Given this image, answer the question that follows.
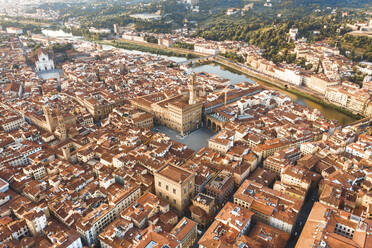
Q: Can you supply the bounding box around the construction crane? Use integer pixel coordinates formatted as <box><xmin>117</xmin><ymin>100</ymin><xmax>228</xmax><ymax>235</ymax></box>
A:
<box><xmin>215</xmin><ymin>83</ymin><xmax>231</xmax><ymax>106</ymax></box>
<box><xmin>196</xmin><ymin>72</ymin><xmax>231</xmax><ymax>106</ymax></box>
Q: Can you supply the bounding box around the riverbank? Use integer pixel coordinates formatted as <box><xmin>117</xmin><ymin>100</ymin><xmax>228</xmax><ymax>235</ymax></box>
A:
<box><xmin>285</xmin><ymin>87</ymin><xmax>363</xmax><ymax>120</ymax></box>
<box><xmin>212</xmin><ymin>57</ymin><xmax>362</xmax><ymax>120</ymax></box>
<box><xmin>100</xmin><ymin>39</ymin><xmax>200</xmax><ymax>59</ymax></box>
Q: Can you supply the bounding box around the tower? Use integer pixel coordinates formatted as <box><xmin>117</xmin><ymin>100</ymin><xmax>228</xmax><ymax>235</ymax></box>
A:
<box><xmin>224</xmin><ymin>90</ymin><xmax>227</xmax><ymax>106</ymax></box>
<box><xmin>120</xmin><ymin>64</ymin><xmax>128</xmax><ymax>75</ymax></box>
<box><xmin>56</xmin><ymin>108</ymin><xmax>67</xmax><ymax>141</ymax></box>
<box><xmin>42</xmin><ymin>105</ymin><xmax>54</xmax><ymax>133</ymax></box>
<box><xmin>62</xmin><ymin>144</ymin><xmax>71</xmax><ymax>161</ymax></box>
<box><xmin>113</xmin><ymin>24</ymin><xmax>119</xmax><ymax>34</ymax></box>
<box><xmin>188</xmin><ymin>73</ymin><xmax>197</xmax><ymax>105</ymax></box>
<box><xmin>18</xmin><ymin>82</ymin><xmax>24</xmax><ymax>98</ymax></box>
<box><xmin>57</xmin><ymin>76</ymin><xmax>61</xmax><ymax>92</ymax></box>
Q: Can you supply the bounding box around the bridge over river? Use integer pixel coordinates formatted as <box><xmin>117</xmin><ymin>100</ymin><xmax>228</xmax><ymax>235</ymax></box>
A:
<box><xmin>177</xmin><ymin>55</ymin><xmax>216</xmax><ymax>65</ymax></box>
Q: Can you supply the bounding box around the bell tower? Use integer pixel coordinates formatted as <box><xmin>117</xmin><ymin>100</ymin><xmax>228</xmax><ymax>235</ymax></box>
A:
<box><xmin>188</xmin><ymin>73</ymin><xmax>197</xmax><ymax>105</ymax></box>
<box><xmin>42</xmin><ymin>105</ymin><xmax>54</xmax><ymax>133</ymax></box>
<box><xmin>56</xmin><ymin>108</ymin><xmax>67</xmax><ymax>141</ymax></box>
<box><xmin>62</xmin><ymin>144</ymin><xmax>71</xmax><ymax>161</ymax></box>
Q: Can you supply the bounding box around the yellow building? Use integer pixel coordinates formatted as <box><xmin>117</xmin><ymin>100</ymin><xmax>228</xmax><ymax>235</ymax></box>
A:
<box><xmin>208</xmin><ymin>129</ymin><xmax>234</xmax><ymax>154</ymax></box>
<box><xmin>131</xmin><ymin>112</ymin><xmax>154</xmax><ymax>129</ymax></box>
<box><xmin>252</xmin><ymin>138</ymin><xmax>291</xmax><ymax>161</ymax></box>
<box><xmin>154</xmin><ymin>164</ymin><xmax>195</xmax><ymax>214</ymax></box>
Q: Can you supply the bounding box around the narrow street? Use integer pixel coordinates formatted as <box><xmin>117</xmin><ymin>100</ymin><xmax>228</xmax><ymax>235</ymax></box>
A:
<box><xmin>286</xmin><ymin>187</ymin><xmax>319</xmax><ymax>248</ymax></box>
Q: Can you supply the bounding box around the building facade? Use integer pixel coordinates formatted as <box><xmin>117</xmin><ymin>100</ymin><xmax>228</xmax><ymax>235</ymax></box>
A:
<box><xmin>154</xmin><ymin>165</ymin><xmax>195</xmax><ymax>214</ymax></box>
<box><xmin>35</xmin><ymin>51</ymin><xmax>55</xmax><ymax>72</ymax></box>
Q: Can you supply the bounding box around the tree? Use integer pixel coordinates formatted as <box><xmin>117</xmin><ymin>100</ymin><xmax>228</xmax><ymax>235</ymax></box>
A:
<box><xmin>145</xmin><ymin>35</ymin><xmax>158</xmax><ymax>44</ymax></box>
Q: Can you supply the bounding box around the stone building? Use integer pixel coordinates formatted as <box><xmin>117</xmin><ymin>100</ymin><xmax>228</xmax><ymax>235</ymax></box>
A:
<box><xmin>154</xmin><ymin>164</ymin><xmax>195</xmax><ymax>214</ymax></box>
<box><xmin>189</xmin><ymin>193</ymin><xmax>215</xmax><ymax>227</ymax></box>
<box><xmin>132</xmin><ymin>73</ymin><xmax>203</xmax><ymax>135</ymax></box>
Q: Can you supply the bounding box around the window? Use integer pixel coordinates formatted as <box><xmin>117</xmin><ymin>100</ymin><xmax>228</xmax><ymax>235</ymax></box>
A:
<box><xmin>166</xmin><ymin>185</ymin><xmax>169</xmax><ymax>191</ymax></box>
<box><xmin>173</xmin><ymin>188</ymin><xmax>176</xmax><ymax>194</ymax></box>
<box><xmin>159</xmin><ymin>192</ymin><xmax>162</xmax><ymax>197</ymax></box>
<box><xmin>173</xmin><ymin>199</ymin><xmax>176</xmax><ymax>204</ymax></box>
<box><xmin>158</xmin><ymin>181</ymin><xmax>161</xmax><ymax>187</ymax></box>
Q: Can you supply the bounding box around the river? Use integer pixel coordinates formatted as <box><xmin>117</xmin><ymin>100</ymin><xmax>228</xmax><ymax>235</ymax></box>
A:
<box><xmin>44</xmin><ymin>29</ymin><xmax>356</xmax><ymax>125</ymax></box>
<box><xmin>101</xmin><ymin>44</ymin><xmax>355</xmax><ymax>125</ymax></box>
<box><xmin>192</xmin><ymin>63</ymin><xmax>356</xmax><ymax>125</ymax></box>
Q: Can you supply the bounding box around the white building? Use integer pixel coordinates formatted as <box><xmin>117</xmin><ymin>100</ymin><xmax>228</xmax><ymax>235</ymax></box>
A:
<box><xmin>226</xmin><ymin>8</ymin><xmax>238</xmax><ymax>16</ymax></box>
<box><xmin>194</xmin><ymin>44</ymin><xmax>219</xmax><ymax>55</ymax></box>
<box><xmin>76</xmin><ymin>184</ymin><xmax>141</xmax><ymax>246</ymax></box>
<box><xmin>46</xmin><ymin>228</ymin><xmax>83</xmax><ymax>248</ymax></box>
<box><xmin>0</xmin><ymin>178</ymin><xmax>9</xmax><ymax>192</ymax></box>
<box><xmin>300</xmin><ymin>142</ymin><xmax>320</xmax><ymax>155</ymax></box>
<box><xmin>6</xmin><ymin>27</ymin><xmax>23</xmax><ymax>34</ymax></box>
<box><xmin>274</xmin><ymin>67</ymin><xmax>303</xmax><ymax>86</ymax></box>
<box><xmin>324</xmin><ymin>86</ymin><xmax>348</xmax><ymax>107</ymax></box>
<box><xmin>129</xmin><ymin>13</ymin><xmax>162</xmax><ymax>21</ymax></box>
<box><xmin>35</xmin><ymin>51</ymin><xmax>55</xmax><ymax>72</ymax></box>
<box><xmin>9</xmin><ymin>220</ymin><xmax>29</xmax><ymax>240</ymax></box>
<box><xmin>289</xmin><ymin>28</ymin><xmax>298</xmax><ymax>41</ymax></box>
<box><xmin>64</xmin><ymin>238</ymin><xmax>83</xmax><ymax>248</ymax></box>
<box><xmin>359</xmin><ymin>63</ymin><xmax>372</xmax><ymax>76</ymax></box>
<box><xmin>158</xmin><ymin>38</ymin><xmax>173</xmax><ymax>47</ymax></box>
<box><xmin>187</xmin><ymin>0</ymin><xmax>199</xmax><ymax>5</ymax></box>
<box><xmin>89</xmin><ymin>27</ymin><xmax>111</xmax><ymax>34</ymax></box>
<box><xmin>122</xmin><ymin>32</ymin><xmax>145</xmax><ymax>42</ymax></box>
<box><xmin>22</xmin><ymin>208</ymin><xmax>48</xmax><ymax>235</ymax></box>
<box><xmin>1</xmin><ymin>116</ymin><xmax>24</xmax><ymax>132</ymax></box>
<box><xmin>345</xmin><ymin>143</ymin><xmax>372</xmax><ymax>159</ymax></box>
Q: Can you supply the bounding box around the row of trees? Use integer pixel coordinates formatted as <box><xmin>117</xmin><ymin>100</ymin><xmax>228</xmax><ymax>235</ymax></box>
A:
<box><xmin>222</xmin><ymin>52</ymin><xmax>245</xmax><ymax>63</ymax></box>
<box><xmin>172</xmin><ymin>42</ymin><xmax>194</xmax><ymax>50</ymax></box>
<box><xmin>144</xmin><ymin>35</ymin><xmax>158</xmax><ymax>44</ymax></box>
<box><xmin>51</xmin><ymin>43</ymin><xmax>73</xmax><ymax>53</ymax></box>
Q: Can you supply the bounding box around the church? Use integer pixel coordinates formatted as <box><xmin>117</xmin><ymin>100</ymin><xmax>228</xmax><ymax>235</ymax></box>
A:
<box><xmin>35</xmin><ymin>49</ymin><xmax>55</xmax><ymax>72</ymax></box>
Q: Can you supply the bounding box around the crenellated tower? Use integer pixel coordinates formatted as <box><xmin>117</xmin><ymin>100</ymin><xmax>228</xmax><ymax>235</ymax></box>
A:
<box><xmin>188</xmin><ymin>73</ymin><xmax>197</xmax><ymax>105</ymax></box>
